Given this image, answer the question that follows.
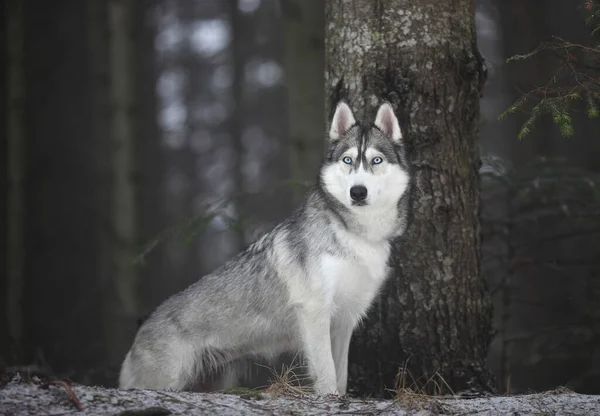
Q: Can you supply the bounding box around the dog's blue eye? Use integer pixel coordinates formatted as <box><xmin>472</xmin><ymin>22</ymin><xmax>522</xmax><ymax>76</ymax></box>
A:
<box><xmin>373</xmin><ymin>157</ymin><xmax>383</xmax><ymax>164</ymax></box>
<box><xmin>342</xmin><ymin>157</ymin><xmax>352</xmax><ymax>164</ymax></box>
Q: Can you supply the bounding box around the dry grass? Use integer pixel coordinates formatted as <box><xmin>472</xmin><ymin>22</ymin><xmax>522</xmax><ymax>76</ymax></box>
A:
<box><xmin>261</xmin><ymin>354</ymin><xmax>311</xmax><ymax>396</ymax></box>
<box><xmin>389</xmin><ymin>360</ymin><xmax>454</xmax><ymax>411</ymax></box>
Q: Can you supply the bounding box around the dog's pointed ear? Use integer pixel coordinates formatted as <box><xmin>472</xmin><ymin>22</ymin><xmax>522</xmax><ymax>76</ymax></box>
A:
<box><xmin>374</xmin><ymin>102</ymin><xmax>402</xmax><ymax>143</ymax></box>
<box><xmin>329</xmin><ymin>101</ymin><xmax>356</xmax><ymax>141</ymax></box>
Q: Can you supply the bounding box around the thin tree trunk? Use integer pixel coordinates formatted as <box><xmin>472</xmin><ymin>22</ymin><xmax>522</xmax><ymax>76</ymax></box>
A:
<box><xmin>135</xmin><ymin>0</ymin><xmax>163</xmax><ymax>334</ymax></box>
<box><xmin>230</xmin><ymin>0</ymin><xmax>247</xmax><ymax>250</ymax></box>
<box><xmin>325</xmin><ymin>0</ymin><xmax>494</xmax><ymax>396</ymax></box>
<box><xmin>281</xmin><ymin>0</ymin><xmax>325</xmax><ymax>203</ymax></box>
<box><xmin>0</xmin><ymin>0</ymin><xmax>8</xmax><ymax>365</ymax></box>
<box><xmin>22</xmin><ymin>0</ymin><xmax>106</xmax><ymax>383</ymax></box>
<box><xmin>107</xmin><ymin>0</ymin><xmax>139</xmax><ymax>367</ymax></box>
<box><xmin>88</xmin><ymin>0</ymin><xmax>113</xmax><ymax>380</ymax></box>
<box><xmin>6</xmin><ymin>0</ymin><xmax>25</xmax><ymax>364</ymax></box>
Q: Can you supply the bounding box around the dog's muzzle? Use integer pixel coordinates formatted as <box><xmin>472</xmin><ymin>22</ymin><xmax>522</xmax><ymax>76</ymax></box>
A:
<box><xmin>350</xmin><ymin>185</ymin><xmax>368</xmax><ymax>205</ymax></box>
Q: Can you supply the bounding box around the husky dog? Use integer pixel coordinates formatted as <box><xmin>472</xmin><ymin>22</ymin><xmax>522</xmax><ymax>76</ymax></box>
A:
<box><xmin>119</xmin><ymin>101</ymin><xmax>412</xmax><ymax>395</ymax></box>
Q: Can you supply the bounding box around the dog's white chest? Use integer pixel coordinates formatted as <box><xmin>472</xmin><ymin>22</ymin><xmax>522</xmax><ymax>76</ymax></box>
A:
<box><xmin>320</xmin><ymin>235</ymin><xmax>390</xmax><ymax>322</ymax></box>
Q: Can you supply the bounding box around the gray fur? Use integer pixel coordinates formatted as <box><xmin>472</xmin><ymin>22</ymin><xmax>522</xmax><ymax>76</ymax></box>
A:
<box><xmin>119</xmin><ymin>101</ymin><xmax>413</xmax><ymax>394</ymax></box>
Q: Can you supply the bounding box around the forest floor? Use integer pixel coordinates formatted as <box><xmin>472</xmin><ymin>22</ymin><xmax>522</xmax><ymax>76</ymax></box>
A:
<box><xmin>1</xmin><ymin>373</ymin><xmax>599</xmax><ymax>415</ymax></box>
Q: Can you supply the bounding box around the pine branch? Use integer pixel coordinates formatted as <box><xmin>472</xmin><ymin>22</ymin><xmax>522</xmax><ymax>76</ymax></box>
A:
<box><xmin>499</xmin><ymin>4</ymin><xmax>600</xmax><ymax>138</ymax></box>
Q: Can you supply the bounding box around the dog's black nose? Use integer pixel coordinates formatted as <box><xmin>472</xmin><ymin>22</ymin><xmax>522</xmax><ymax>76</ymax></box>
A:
<box><xmin>350</xmin><ymin>185</ymin><xmax>368</xmax><ymax>202</ymax></box>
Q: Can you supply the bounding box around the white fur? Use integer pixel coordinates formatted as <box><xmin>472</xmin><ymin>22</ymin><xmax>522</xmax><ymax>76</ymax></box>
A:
<box><xmin>321</xmin><ymin>156</ymin><xmax>409</xmax><ymax>241</ymax></box>
<box><xmin>280</xmin><ymin>225</ymin><xmax>391</xmax><ymax>395</ymax></box>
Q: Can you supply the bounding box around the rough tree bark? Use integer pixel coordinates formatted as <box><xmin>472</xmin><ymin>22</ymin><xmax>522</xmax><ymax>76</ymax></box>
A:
<box><xmin>325</xmin><ymin>1</ymin><xmax>494</xmax><ymax>396</ymax></box>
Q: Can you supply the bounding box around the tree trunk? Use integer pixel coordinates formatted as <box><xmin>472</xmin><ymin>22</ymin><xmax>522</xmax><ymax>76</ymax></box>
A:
<box><xmin>0</xmin><ymin>0</ymin><xmax>9</xmax><ymax>366</ymax></box>
<box><xmin>6</xmin><ymin>0</ymin><xmax>25</xmax><ymax>364</ymax></box>
<box><xmin>281</xmin><ymin>0</ymin><xmax>325</xmax><ymax>204</ymax></box>
<box><xmin>230</xmin><ymin>0</ymin><xmax>248</xmax><ymax>250</ymax></box>
<box><xmin>22</xmin><ymin>0</ymin><xmax>108</xmax><ymax>382</ymax></box>
<box><xmin>325</xmin><ymin>0</ymin><xmax>495</xmax><ymax>396</ymax></box>
<box><xmin>134</xmin><ymin>0</ymin><xmax>164</xmax><ymax>351</ymax></box>
<box><xmin>106</xmin><ymin>0</ymin><xmax>140</xmax><ymax>368</ymax></box>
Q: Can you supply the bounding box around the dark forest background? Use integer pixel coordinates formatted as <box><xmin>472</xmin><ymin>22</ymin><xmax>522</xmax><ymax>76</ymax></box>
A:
<box><xmin>2</xmin><ymin>0</ymin><xmax>600</xmax><ymax>395</ymax></box>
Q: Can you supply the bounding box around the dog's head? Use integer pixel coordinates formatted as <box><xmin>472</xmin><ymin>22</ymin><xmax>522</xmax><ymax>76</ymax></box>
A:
<box><xmin>321</xmin><ymin>101</ymin><xmax>411</xmax><ymax>211</ymax></box>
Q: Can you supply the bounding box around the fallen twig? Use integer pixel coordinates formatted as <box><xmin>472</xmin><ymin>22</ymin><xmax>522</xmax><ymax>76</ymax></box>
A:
<box><xmin>40</xmin><ymin>380</ymin><xmax>84</xmax><ymax>411</ymax></box>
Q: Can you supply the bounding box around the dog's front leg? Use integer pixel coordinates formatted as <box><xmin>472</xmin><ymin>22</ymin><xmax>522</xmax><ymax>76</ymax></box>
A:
<box><xmin>331</xmin><ymin>320</ymin><xmax>354</xmax><ymax>395</ymax></box>
<box><xmin>299</xmin><ymin>306</ymin><xmax>338</xmax><ymax>395</ymax></box>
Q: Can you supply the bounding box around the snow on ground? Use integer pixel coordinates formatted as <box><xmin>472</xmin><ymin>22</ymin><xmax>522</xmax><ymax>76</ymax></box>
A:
<box><xmin>1</xmin><ymin>375</ymin><xmax>599</xmax><ymax>415</ymax></box>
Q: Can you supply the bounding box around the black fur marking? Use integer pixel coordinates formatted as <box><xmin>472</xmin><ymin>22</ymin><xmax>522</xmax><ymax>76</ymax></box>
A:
<box><xmin>356</xmin><ymin>124</ymin><xmax>370</xmax><ymax>172</ymax></box>
<box><xmin>314</xmin><ymin>176</ymin><xmax>350</xmax><ymax>231</ymax></box>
